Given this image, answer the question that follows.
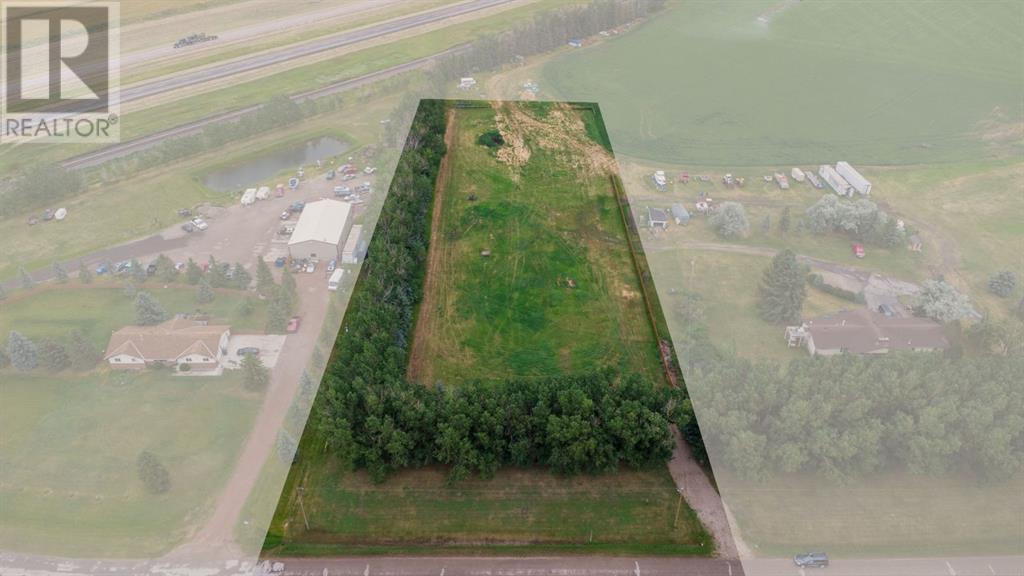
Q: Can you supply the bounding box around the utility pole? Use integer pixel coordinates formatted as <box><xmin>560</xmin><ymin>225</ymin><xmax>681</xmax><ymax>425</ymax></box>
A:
<box><xmin>297</xmin><ymin>485</ymin><xmax>310</xmax><ymax>531</ymax></box>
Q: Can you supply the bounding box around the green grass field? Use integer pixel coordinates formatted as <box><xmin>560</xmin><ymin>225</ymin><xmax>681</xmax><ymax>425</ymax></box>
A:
<box><xmin>0</xmin><ymin>284</ymin><xmax>267</xmax><ymax>556</ymax></box>
<box><xmin>266</xmin><ymin>101</ymin><xmax>708</xmax><ymax>555</ymax></box>
<box><xmin>0</xmin><ymin>282</ymin><xmax>267</xmax><ymax>350</ymax></box>
<box><xmin>0</xmin><ymin>369</ymin><xmax>259</xmax><ymax>557</ymax></box>
<box><xmin>725</xmin><ymin>471</ymin><xmax>1024</xmax><ymax>557</ymax></box>
<box><xmin>409</xmin><ymin>101</ymin><xmax>662</xmax><ymax>385</ymax></box>
<box><xmin>543</xmin><ymin>1</ymin><xmax>1023</xmax><ymax>166</ymax></box>
<box><xmin>266</xmin><ymin>448</ymin><xmax>710</xmax><ymax>556</ymax></box>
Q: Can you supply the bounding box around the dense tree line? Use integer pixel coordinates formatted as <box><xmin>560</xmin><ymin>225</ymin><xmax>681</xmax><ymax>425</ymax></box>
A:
<box><xmin>312</xmin><ymin>100</ymin><xmax>683</xmax><ymax>481</ymax></box>
<box><xmin>674</xmin><ymin>324</ymin><xmax>1024</xmax><ymax>482</ymax></box>
<box><xmin>0</xmin><ymin>164</ymin><xmax>84</xmax><ymax>219</ymax></box>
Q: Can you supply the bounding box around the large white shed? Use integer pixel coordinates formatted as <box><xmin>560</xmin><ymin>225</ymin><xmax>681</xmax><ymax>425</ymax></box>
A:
<box><xmin>287</xmin><ymin>199</ymin><xmax>353</xmax><ymax>261</ymax></box>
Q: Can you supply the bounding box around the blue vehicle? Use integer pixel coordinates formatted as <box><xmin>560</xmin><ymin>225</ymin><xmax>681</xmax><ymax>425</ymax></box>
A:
<box><xmin>326</xmin><ymin>169</ymin><xmax>336</xmax><ymax>180</ymax></box>
<box><xmin>95</xmin><ymin>263</ymin><xmax>109</xmax><ymax>275</ymax></box>
<box><xmin>274</xmin><ymin>256</ymin><xmax>287</xmax><ymax>268</ymax></box>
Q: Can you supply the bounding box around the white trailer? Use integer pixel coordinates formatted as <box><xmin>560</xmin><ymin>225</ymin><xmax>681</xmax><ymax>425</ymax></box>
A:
<box><xmin>327</xmin><ymin>268</ymin><xmax>345</xmax><ymax>291</ymax></box>
<box><xmin>241</xmin><ymin>188</ymin><xmax>257</xmax><ymax>206</ymax></box>
<box><xmin>835</xmin><ymin>161</ymin><xmax>872</xmax><ymax>195</ymax></box>
<box><xmin>819</xmin><ymin>165</ymin><xmax>852</xmax><ymax>197</ymax></box>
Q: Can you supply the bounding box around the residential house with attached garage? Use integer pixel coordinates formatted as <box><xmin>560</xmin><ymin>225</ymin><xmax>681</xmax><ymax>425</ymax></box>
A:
<box><xmin>104</xmin><ymin>317</ymin><xmax>231</xmax><ymax>372</ymax></box>
<box><xmin>785</xmin><ymin>308</ymin><xmax>949</xmax><ymax>356</ymax></box>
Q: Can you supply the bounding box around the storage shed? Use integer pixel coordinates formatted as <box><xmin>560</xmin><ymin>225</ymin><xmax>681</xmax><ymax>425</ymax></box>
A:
<box><xmin>288</xmin><ymin>199</ymin><xmax>353</xmax><ymax>261</ymax></box>
<box><xmin>671</xmin><ymin>203</ymin><xmax>690</xmax><ymax>225</ymax></box>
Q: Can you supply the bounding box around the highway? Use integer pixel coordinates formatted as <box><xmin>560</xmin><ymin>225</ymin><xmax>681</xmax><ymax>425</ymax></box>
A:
<box><xmin>60</xmin><ymin>48</ymin><xmax>463</xmax><ymax>170</ymax></box>
<box><xmin>64</xmin><ymin>0</ymin><xmax>515</xmax><ymax>113</ymax></box>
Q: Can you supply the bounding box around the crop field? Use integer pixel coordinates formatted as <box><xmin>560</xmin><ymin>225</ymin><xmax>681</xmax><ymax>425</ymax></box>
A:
<box><xmin>408</xmin><ymin>101</ymin><xmax>662</xmax><ymax>386</ymax></box>
<box><xmin>543</xmin><ymin>0</ymin><xmax>1023</xmax><ymax>166</ymax></box>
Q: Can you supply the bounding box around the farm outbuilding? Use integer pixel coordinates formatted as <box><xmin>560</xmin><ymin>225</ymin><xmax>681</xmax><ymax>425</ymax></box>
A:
<box><xmin>288</xmin><ymin>198</ymin><xmax>353</xmax><ymax>261</ymax></box>
<box><xmin>648</xmin><ymin>206</ymin><xmax>669</xmax><ymax>229</ymax></box>
<box><xmin>835</xmin><ymin>161</ymin><xmax>872</xmax><ymax>195</ymax></box>
<box><xmin>671</xmin><ymin>203</ymin><xmax>690</xmax><ymax>225</ymax></box>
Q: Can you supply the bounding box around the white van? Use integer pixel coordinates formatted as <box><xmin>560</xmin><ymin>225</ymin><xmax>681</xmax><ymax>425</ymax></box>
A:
<box><xmin>327</xmin><ymin>268</ymin><xmax>345</xmax><ymax>291</ymax></box>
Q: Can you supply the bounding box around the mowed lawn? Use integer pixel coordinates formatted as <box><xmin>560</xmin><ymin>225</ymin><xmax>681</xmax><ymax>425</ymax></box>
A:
<box><xmin>267</xmin><ymin>451</ymin><xmax>710</xmax><ymax>556</ymax></box>
<box><xmin>411</xmin><ymin>102</ymin><xmax>661</xmax><ymax>386</ymax></box>
<box><xmin>0</xmin><ymin>284</ymin><xmax>266</xmax><ymax>555</ymax></box>
<box><xmin>650</xmin><ymin>250</ymin><xmax>854</xmax><ymax>361</ymax></box>
<box><xmin>724</xmin><ymin>471</ymin><xmax>1024</xmax><ymax>557</ymax></box>
<box><xmin>0</xmin><ymin>282</ymin><xmax>267</xmax><ymax>351</ymax></box>
<box><xmin>0</xmin><ymin>370</ymin><xmax>260</xmax><ymax>557</ymax></box>
<box><xmin>543</xmin><ymin>0</ymin><xmax>1023</xmax><ymax>165</ymax></box>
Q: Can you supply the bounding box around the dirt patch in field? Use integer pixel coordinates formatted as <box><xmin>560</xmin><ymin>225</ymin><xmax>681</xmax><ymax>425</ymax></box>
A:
<box><xmin>406</xmin><ymin>108</ymin><xmax>456</xmax><ymax>385</ymax></box>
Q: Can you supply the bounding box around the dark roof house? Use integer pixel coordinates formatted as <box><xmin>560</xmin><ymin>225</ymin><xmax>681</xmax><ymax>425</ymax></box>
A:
<box><xmin>786</xmin><ymin>308</ymin><xmax>949</xmax><ymax>356</ymax></box>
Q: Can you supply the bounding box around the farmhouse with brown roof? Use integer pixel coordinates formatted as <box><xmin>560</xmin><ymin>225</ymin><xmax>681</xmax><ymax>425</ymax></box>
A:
<box><xmin>785</xmin><ymin>309</ymin><xmax>949</xmax><ymax>356</ymax></box>
<box><xmin>104</xmin><ymin>317</ymin><xmax>231</xmax><ymax>372</ymax></box>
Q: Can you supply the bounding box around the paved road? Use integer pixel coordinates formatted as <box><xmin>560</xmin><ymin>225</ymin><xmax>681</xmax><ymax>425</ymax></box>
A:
<box><xmin>60</xmin><ymin>0</ymin><xmax>513</xmax><ymax>114</ymax></box>
<box><xmin>4</xmin><ymin>553</ymin><xmax>1023</xmax><ymax>576</ymax></box>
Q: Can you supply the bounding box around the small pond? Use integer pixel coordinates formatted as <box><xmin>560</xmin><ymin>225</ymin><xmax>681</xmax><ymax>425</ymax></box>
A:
<box><xmin>202</xmin><ymin>137</ymin><xmax>349</xmax><ymax>193</ymax></box>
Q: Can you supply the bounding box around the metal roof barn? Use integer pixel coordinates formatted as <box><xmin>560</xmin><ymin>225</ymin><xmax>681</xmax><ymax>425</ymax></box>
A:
<box><xmin>288</xmin><ymin>199</ymin><xmax>353</xmax><ymax>261</ymax></box>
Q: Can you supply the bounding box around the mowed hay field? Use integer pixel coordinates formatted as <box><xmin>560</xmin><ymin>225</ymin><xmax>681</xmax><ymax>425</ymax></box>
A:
<box><xmin>268</xmin><ymin>453</ymin><xmax>710</xmax><ymax>556</ymax></box>
<box><xmin>408</xmin><ymin>101</ymin><xmax>661</xmax><ymax>386</ymax></box>
<box><xmin>543</xmin><ymin>1</ymin><xmax>1023</xmax><ymax>166</ymax></box>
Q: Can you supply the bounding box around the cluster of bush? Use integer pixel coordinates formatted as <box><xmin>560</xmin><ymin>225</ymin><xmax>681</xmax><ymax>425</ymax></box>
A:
<box><xmin>804</xmin><ymin>194</ymin><xmax>906</xmax><ymax>247</ymax></box>
<box><xmin>312</xmin><ymin>100</ymin><xmax>688</xmax><ymax>482</ymax></box>
<box><xmin>807</xmin><ymin>273</ymin><xmax>866</xmax><ymax>304</ymax></box>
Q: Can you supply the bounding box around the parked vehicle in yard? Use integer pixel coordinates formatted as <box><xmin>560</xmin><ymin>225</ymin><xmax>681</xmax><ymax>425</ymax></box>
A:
<box><xmin>304</xmin><ymin>260</ymin><xmax>317</xmax><ymax>274</ymax></box>
<box><xmin>327</xmin><ymin>259</ymin><xmax>337</xmax><ymax>273</ymax></box>
<box><xmin>237</xmin><ymin>347</ymin><xmax>260</xmax><ymax>357</ymax></box>
<box><xmin>42</xmin><ymin>209</ymin><xmax>54</xmax><ymax>221</ymax></box>
<box><xmin>793</xmin><ymin>552</ymin><xmax>829</xmax><ymax>568</ymax></box>
<box><xmin>327</xmin><ymin>268</ymin><xmax>344</xmax><ymax>291</ymax></box>
<box><xmin>146</xmin><ymin>263</ymin><xmax>158</xmax><ymax>276</ymax></box>
<box><xmin>852</xmin><ymin>243</ymin><xmax>865</xmax><ymax>258</ymax></box>
<box><xmin>177</xmin><ymin>208</ymin><xmax>192</xmax><ymax>217</ymax></box>
<box><xmin>95</xmin><ymin>263</ymin><xmax>109</xmax><ymax>275</ymax></box>
<box><xmin>333</xmin><ymin>186</ymin><xmax>350</xmax><ymax>196</ymax></box>
<box><xmin>191</xmin><ymin>217</ymin><xmax>208</xmax><ymax>231</ymax></box>
<box><xmin>289</xmin><ymin>201</ymin><xmax>305</xmax><ymax>213</ymax></box>
<box><xmin>181</xmin><ymin>222</ymin><xmax>195</xmax><ymax>233</ymax></box>
<box><xmin>274</xmin><ymin>256</ymin><xmax>287</xmax><ymax>268</ymax></box>
<box><xmin>286</xmin><ymin>316</ymin><xmax>301</xmax><ymax>333</ymax></box>
<box><xmin>326</xmin><ymin>170</ymin><xmax>336</xmax><ymax>180</ymax></box>
<box><xmin>280</xmin><ymin>211</ymin><xmax>291</xmax><ymax>221</ymax></box>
